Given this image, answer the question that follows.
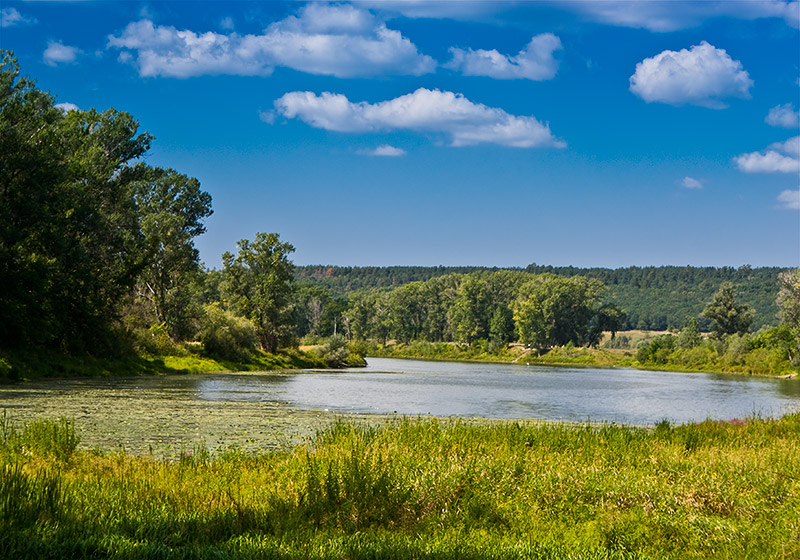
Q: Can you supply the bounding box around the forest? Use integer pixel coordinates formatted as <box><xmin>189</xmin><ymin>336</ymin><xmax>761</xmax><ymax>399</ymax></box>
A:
<box><xmin>295</xmin><ymin>264</ymin><xmax>783</xmax><ymax>331</ymax></box>
<box><xmin>1</xmin><ymin>51</ymin><xmax>799</xmax><ymax>380</ymax></box>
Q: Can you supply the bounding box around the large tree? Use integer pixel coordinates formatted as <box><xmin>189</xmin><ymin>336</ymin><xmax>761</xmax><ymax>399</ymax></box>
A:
<box><xmin>702</xmin><ymin>282</ymin><xmax>754</xmax><ymax>336</ymax></box>
<box><xmin>513</xmin><ymin>274</ymin><xmax>605</xmax><ymax>353</ymax></box>
<box><xmin>0</xmin><ymin>52</ymin><xmax>152</xmax><ymax>352</ymax></box>
<box><xmin>222</xmin><ymin>232</ymin><xmax>296</xmax><ymax>353</ymax></box>
<box><xmin>133</xmin><ymin>166</ymin><xmax>212</xmax><ymax>339</ymax></box>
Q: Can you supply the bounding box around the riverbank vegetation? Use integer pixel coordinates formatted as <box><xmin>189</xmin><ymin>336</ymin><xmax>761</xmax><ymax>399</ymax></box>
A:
<box><xmin>0</xmin><ymin>53</ymin><xmax>363</xmax><ymax>380</ymax></box>
<box><xmin>2</xmin><ymin>52</ymin><xmax>798</xmax><ymax>381</ymax></box>
<box><xmin>2</xmin><ymin>414</ymin><xmax>799</xmax><ymax>558</ymax></box>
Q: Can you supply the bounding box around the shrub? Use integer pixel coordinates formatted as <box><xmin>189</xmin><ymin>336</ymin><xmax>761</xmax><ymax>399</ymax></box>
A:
<box><xmin>317</xmin><ymin>334</ymin><xmax>350</xmax><ymax>367</ymax></box>
<box><xmin>198</xmin><ymin>303</ymin><xmax>258</xmax><ymax>361</ymax></box>
<box><xmin>132</xmin><ymin>323</ymin><xmax>188</xmax><ymax>357</ymax></box>
<box><xmin>636</xmin><ymin>334</ymin><xmax>675</xmax><ymax>364</ymax></box>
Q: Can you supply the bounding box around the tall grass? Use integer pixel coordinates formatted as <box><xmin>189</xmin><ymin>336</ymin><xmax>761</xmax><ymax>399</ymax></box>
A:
<box><xmin>1</xmin><ymin>414</ymin><xmax>799</xmax><ymax>558</ymax></box>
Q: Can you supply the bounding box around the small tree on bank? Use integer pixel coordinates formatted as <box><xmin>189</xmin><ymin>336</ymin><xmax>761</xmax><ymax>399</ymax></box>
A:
<box><xmin>222</xmin><ymin>232</ymin><xmax>295</xmax><ymax>353</ymax></box>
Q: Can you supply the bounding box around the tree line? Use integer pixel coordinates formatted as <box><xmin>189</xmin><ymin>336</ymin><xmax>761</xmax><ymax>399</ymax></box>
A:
<box><xmin>295</xmin><ymin>264</ymin><xmax>783</xmax><ymax>331</ymax></box>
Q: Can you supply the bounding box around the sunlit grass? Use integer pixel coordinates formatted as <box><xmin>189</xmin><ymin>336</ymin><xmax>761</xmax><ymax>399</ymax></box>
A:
<box><xmin>2</xmin><ymin>413</ymin><xmax>799</xmax><ymax>558</ymax></box>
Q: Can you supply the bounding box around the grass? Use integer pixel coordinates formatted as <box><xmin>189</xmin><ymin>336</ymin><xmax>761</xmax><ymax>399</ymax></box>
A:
<box><xmin>371</xmin><ymin>340</ymin><xmax>799</xmax><ymax>377</ymax></box>
<box><xmin>373</xmin><ymin>341</ymin><xmax>630</xmax><ymax>369</ymax></box>
<box><xmin>2</xmin><ymin>413</ymin><xmax>799</xmax><ymax>558</ymax></box>
<box><xmin>0</xmin><ymin>347</ymin><xmax>335</xmax><ymax>382</ymax></box>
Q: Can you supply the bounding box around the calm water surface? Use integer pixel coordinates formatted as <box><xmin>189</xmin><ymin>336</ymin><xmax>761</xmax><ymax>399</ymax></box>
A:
<box><xmin>1</xmin><ymin>357</ymin><xmax>798</xmax><ymax>454</ymax></box>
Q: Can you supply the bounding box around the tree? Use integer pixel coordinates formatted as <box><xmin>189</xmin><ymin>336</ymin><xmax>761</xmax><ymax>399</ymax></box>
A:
<box><xmin>777</xmin><ymin>268</ymin><xmax>800</xmax><ymax>331</ymax></box>
<box><xmin>513</xmin><ymin>274</ymin><xmax>604</xmax><ymax>353</ymax></box>
<box><xmin>776</xmin><ymin>268</ymin><xmax>800</xmax><ymax>359</ymax></box>
<box><xmin>702</xmin><ymin>282</ymin><xmax>754</xmax><ymax>336</ymax></box>
<box><xmin>133</xmin><ymin>166</ymin><xmax>212</xmax><ymax>339</ymax></box>
<box><xmin>0</xmin><ymin>52</ymin><xmax>152</xmax><ymax>352</ymax></box>
<box><xmin>222</xmin><ymin>233</ymin><xmax>296</xmax><ymax>353</ymax></box>
<box><xmin>676</xmin><ymin>318</ymin><xmax>702</xmax><ymax>349</ymax></box>
<box><xmin>451</xmin><ymin>275</ymin><xmax>490</xmax><ymax>343</ymax></box>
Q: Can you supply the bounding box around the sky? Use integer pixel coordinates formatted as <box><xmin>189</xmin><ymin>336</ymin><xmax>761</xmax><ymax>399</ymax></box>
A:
<box><xmin>1</xmin><ymin>1</ymin><xmax>799</xmax><ymax>269</ymax></box>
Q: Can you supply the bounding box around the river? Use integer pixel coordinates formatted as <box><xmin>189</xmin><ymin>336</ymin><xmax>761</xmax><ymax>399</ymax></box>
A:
<box><xmin>1</xmin><ymin>357</ymin><xmax>798</xmax><ymax>454</ymax></box>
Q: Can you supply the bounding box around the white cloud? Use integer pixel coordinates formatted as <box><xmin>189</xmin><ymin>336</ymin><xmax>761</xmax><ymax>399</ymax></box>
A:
<box><xmin>778</xmin><ymin>188</ymin><xmax>800</xmax><ymax>209</ymax></box>
<box><xmin>766</xmin><ymin>103</ymin><xmax>800</xmax><ymax>128</ymax></box>
<box><xmin>630</xmin><ymin>42</ymin><xmax>752</xmax><ymax>108</ymax></box>
<box><xmin>55</xmin><ymin>102</ymin><xmax>80</xmax><ymax>112</ymax></box>
<box><xmin>107</xmin><ymin>4</ymin><xmax>434</xmax><ymax>78</ymax></box>
<box><xmin>43</xmin><ymin>41</ymin><xmax>81</xmax><ymax>66</ymax></box>
<box><xmin>561</xmin><ymin>0</ymin><xmax>800</xmax><ymax>32</ymax></box>
<box><xmin>446</xmin><ymin>33</ymin><xmax>562</xmax><ymax>80</ymax></box>
<box><xmin>220</xmin><ymin>16</ymin><xmax>234</xmax><ymax>31</ymax></box>
<box><xmin>356</xmin><ymin>1</ymin><xmax>501</xmax><ymax>20</ymax></box>
<box><xmin>681</xmin><ymin>176</ymin><xmax>703</xmax><ymax>189</ymax></box>
<box><xmin>258</xmin><ymin>110</ymin><xmax>276</xmax><ymax>124</ymax></box>
<box><xmin>357</xmin><ymin>1</ymin><xmax>799</xmax><ymax>31</ymax></box>
<box><xmin>360</xmin><ymin>144</ymin><xmax>407</xmax><ymax>156</ymax></box>
<box><xmin>274</xmin><ymin>88</ymin><xmax>565</xmax><ymax>149</ymax></box>
<box><xmin>734</xmin><ymin>136</ymin><xmax>800</xmax><ymax>173</ymax></box>
<box><xmin>2</xmin><ymin>7</ymin><xmax>35</xmax><ymax>28</ymax></box>
<box><xmin>771</xmin><ymin>136</ymin><xmax>800</xmax><ymax>154</ymax></box>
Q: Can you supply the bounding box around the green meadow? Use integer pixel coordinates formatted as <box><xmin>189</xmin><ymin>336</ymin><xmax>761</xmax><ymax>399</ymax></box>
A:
<box><xmin>2</xmin><ymin>413</ymin><xmax>799</xmax><ymax>559</ymax></box>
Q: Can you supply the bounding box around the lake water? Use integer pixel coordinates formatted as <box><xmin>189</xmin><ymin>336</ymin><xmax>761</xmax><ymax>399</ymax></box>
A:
<box><xmin>1</xmin><ymin>357</ymin><xmax>798</xmax><ymax>454</ymax></box>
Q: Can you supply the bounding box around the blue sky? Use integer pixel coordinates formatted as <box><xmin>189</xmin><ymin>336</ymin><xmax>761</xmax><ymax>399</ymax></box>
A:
<box><xmin>2</xmin><ymin>1</ymin><xmax>799</xmax><ymax>268</ymax></box>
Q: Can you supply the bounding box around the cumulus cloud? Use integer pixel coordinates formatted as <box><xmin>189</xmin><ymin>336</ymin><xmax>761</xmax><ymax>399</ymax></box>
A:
<box><xmin>274</xmin><ymin>88</ymin><xmax>565</xmax><ymax>149</ymax></box>
<box><xmin>360</xmin><ymin>144</ymin><xmax>407</xmax><ymax>156</ymax></box>
<box><xmin>446</xmin><ymin>33</ymin><xmax>562</xmax><ymax>80</ymax></box>
<box><xmin>766</xmin><ymin>103</ymin><xmax>800</xmax><ymax>128</ymax></box>
<box><xmin>107</xmin><ymin>4</ymin><xmax>434</xmax><ymax>78</ymax></box>
<box><xmin>43</xmin><ymin>41</ymin><xmax>81</xmax><ymax>66</ymax></box>
<box><xmin>55</xmin><ymin>102</ymin><xmax>80</xmax><ymax>112</ymax></box>
<box><xmin>778</xmin><ymin>188</ymin><xmax>800</xmax><ymax>209</ymax></box>
<box><xmin>681</xmin><ymin>176</ymin><xmax>703</xmax><ymax>189</ymax></box>
<box><xmin>1</xmin><ymin>7</ymin><xmax>35</xmax><ymax>27</ymax></box>
<box><xmin>629</xmin><ymin>42</ymin><xmax>753</xmax><ymax>108</ymax></box>
<box><xmin>733</xmin><ymin>136</ymin><xmax>800</xmax><ymax>173</ymax></box>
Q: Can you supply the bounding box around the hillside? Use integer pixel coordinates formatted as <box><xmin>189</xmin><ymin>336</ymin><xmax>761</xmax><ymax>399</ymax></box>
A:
<box><xmin>294</xmin><ymin>264</ymin><xmax>784</xmax><ymax>330</ymax></box>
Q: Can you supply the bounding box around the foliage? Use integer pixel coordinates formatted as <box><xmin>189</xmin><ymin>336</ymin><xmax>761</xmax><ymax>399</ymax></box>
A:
<box><xmin>316</xmin><ymin>334</ymin><xmax>351</xmax><ymax>367</ymax></box>
<box><xmin>0</xmin><ymin>52</ymin><xmax>213</xmax><ymax>357</ymax></box>
<box><xmin>222</xmin><ymin>232</ymin><xmax>296</xmax><ymax>353</ymax></box>
<box><xmin>198</xmin><ymin>303</ymin><xmax>258</xmax><ymax>361</ymax></box>
<box><xmin>702</xmin><ymin>282</ymin><xmax>755</xmax><ymax>336</ymax></box>
<box><xmin>0</xmin><ymin>52</ymin><xmax>152</xmax><ymax>353</ymax></box>
<box><xmin>132</xmin><ymin>323</ymin><xmax>189</xmax><ymax>357</ymax></box>
<box><xmin>676</xmin><ymin>318</ymin><xmax>702</xmax><ymax>349</ymax></box>
<box><xmin>2</xmin><ymin>415</ymin><xmax>800</xmax><ymax>558</ymax></box>
<box><xmin>513</xmin><ymin>274</ymin><xmax>605</xmax><ymax>352</ymax></box>
<box><xmin>132</xmin><ymin>166</ymin><xmax>212</xmax><ymax>340</ymax></box>
<box><xmin>296</xmin><ymin>264</ymin><xmax>783</xmax><ymax>331</ymax></box>
<box><xmin>777</xmin><ymin>268</ymin><xmax>800</xmax><ymax>336</ymax></box>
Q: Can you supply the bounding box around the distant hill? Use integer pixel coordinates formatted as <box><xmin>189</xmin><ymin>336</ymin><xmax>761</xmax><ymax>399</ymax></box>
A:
<box><xmin>294</xmin><ymin>264</ymin><xmax>786</xmax><ymax>331</ymax></box>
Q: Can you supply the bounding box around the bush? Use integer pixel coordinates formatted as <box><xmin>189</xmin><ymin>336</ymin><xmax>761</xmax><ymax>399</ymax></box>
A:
<box><xmin>316</xmin><ymin>334</ymin><xmax>350</xmax><ymax>367</ymax></box>
<box><xmin>603</xmin><ymin>335</ymin><xmax>631</xmax><ymax>349</ymax></box>
<box><xmin>132</xmin><ymin>323</ymin><xmax>188</xmax><ymax>357</ymax></box>
<box><xmin>198</xmin><ymin>303</ymin><xmax>258</xmax><ymax>361</ymax></box>
<box><xmin>636</xmin><ymin>334</ymin><xmax>675</xmax><ymax>364</ymax></box>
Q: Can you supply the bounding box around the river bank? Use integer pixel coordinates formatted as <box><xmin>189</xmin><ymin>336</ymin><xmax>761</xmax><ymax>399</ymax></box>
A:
<box><xmin>0</xmin><ymin>347</ymin><xmax>366</xmax><ymax>382</ymax></box>
<box><xmin>369</xmin><ymin>339</ymin><xmax>800</xmax><ymax>378</ymax></box>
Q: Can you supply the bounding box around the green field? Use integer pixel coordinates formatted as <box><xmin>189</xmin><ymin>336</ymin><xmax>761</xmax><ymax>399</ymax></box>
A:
<box><xmin>2</xmin><ymin>414</ymin><xmax>799</xmax><ymax>559</ymax></box>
